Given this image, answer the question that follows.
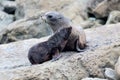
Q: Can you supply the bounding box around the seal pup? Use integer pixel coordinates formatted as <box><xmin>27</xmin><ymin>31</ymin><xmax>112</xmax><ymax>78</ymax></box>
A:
<box><xmin>28</xmin><ymin>27</ymin><xmax>72</xmax><ymax>64</ymax></box>
<box><xmin>42</xmin><ymin>11</ymin><xmax>86</xmax><ymax>52</ymax></box>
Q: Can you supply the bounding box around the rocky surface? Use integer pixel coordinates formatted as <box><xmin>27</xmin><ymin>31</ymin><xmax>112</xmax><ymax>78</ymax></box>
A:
<box><xmin>0</xmin><ymin>17</ymin><xmax>52</xmax><ymax>44</ymax></box>
<box><xmin>106</xmin><ymin>11</ymin><xmax>120</xmax><ymax>24</ymax></box>
<box><xmin>15</xmin><ymin>0</ymin><xmax>88</xmax><ymax>24</ymax></box>
<box><xmin>82</xmin><ymin>78</ymin><xmax>107</xmax><ymax>80</ymax></box>
<box><xmin>104</xmin><ymin>68</ymin><xmax>118</xmax><ymax>80</ymax></box>
<box><xmin>0</xmin><ymin>23</ymin><xmax>120</xmax><ymax>80</ymax></box>
<box><xmin>0</xmin><ymin>0</ymin><xmax>120</xmax><ymax>80</ymax></box>
<box><xmin>2</xmin><ymin>0</ymin><xmax>16</xmax><ymax>14</ymax></box>
<box><xmin>0</xmin><ymin>10</ymin><xmax>14</xmax><ymax>31</ymax></box>
<box><xmin>80</xmin><ymin>18</ymin><xmax>102</xmax><ymax>29</ymax></box>
<box><xmin>88</xmin><ymin>0</ymin><xmax>120</xmax><ymax>18</ymax></box>
<box><xmin>115</xmin><ymin>56</ymin><xmax>120</xmax><ymax>79</ymax></box>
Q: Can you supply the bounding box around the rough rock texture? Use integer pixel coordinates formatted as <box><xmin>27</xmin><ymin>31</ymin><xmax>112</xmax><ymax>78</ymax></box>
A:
<box><xmin>115</xmin><ymin>56</ymin><xmax>120</xmax><ymax>78</ymax></box>
<box><xmin>87</xmin><ymin>0</ymin><xmax>104</xmax><ymax>13</ymax></box>
<box><xmin>0</xmin><ymin>10</ymin><xmax>14</xmax><ymax>31</ymax></box>
<box><xmin>88</xmin><ymin>0</ymin><xmax>120</xmax><ymax>18</ymax></box>
<box><xmin>0</xmin><ymin>23</ymin><xmax>120</xmax><ymax>80</ymax></box>
<box><xmin>82</xmin><ymin>78</ymin><xmax>107</xmax><ymax>80</ymax></box>
<box><xmin>1</xmin><ymin>0</ymin><xmax>17</xmax><ymax>14</ymax></box>
<box><xmin>15</xmin><ymin>0</ymin><xmax>88</xmax><ymax>24</ymax></box>
<box><xmin>104</xmin><ymin>68</ymin><xmax>117</xmax><ymax>80</ymax></box>
<box><xmin>0</xmin><ymin>17</ymin><xmax>52</xmax><ymax>44</ymax></box>
<box><xmin>106</xmin><ymin>11</ymin><xmax>120</xmax><ymax>24</ymax></box>
<box><xmin>80</xmin><ymin>18</ymin><xmax>102</xmax><ymax>29</ymax></box>
<box><xmin>0</xmin><ymin>36</ymin><xmax>49</xmax><ymax>70</ymax></box>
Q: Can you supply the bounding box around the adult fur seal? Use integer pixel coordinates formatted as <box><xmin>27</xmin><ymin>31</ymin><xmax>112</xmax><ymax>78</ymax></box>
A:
<box><xmin>42</xmin><ymin>11</ymin><xmax>86</xmax><ymax>51</ymax></box>
<box><xmin>28</xmin><ymin>27</ymin><xmax>72</xmax><ymax>64</ymax></box>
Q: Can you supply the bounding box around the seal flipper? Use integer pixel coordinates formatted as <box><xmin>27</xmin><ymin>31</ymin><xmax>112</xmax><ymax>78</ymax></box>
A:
<box><xmin>76</xmin><ymin>39</ymin><xmax>85</xmax><ymax>52</ymax></box>
<box><xmin>78</xmin><ymin>29</ymin><xmax>86</xmax><ymax>49</ymax></box>
<box><xmin>51</xmin><ymin>48</ymin><xmax>62</xmax><ymax>62</ymax></box>
<box><xmin>75</xmin><ymin>29</ymin><xmax>86</xmax><ymax>52</ymax></box>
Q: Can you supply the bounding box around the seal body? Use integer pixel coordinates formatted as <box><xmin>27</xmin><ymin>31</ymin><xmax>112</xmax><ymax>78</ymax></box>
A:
<box><xmin>28</xmin><ymin>27</ymin><xmax>72</xmax><ymax>64</ymax></box>
<box><xmin>42</xmin><ymin>11</ymin><xmax>86</xmax><ymax>51</ymax></box>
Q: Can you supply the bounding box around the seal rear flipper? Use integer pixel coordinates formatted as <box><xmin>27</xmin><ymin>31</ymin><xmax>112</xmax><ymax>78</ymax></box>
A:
<box><xmin>76</xmin><ymin>39</ymin><xmax>85</xmax><ymax>52</ymax></box>
<box><xmin>78</xmin><ymin>29</ymin><xmax>86</xmax><ymax>49</ymax></box>
<box><xmin>51</xmin><ymin>48</ymin><xmax>62</xmax><ymax>62</ymax></box>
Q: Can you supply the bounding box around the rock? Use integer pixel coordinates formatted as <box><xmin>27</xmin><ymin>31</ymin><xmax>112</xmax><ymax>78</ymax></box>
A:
<box><xmin>87</xmin><ymin>0</ymin><xmax>104</xmax><ymax>13</ymax></box>
<box><xmin>80</xmin><ymin>18</ymin><xmax>102</xmax><ymax>29</ymax></box>
<box><xmin>0</xmin><ymin>10</ymin><xmax>14</xmax><ymax>32</ymax></box>
<box><xmin>82</xmin><ymin>78</ymin><xmax>107</xmax><ymax>80</ymax></box>
<box><xmin>104</xmin><ymin>68</ymin><xmax>118</xmax><ymax>80</ymax></box>
<box><xmin>15</xmin><ymin>0</ymin><xmax>88</xmax><ymax>24</ymax></box>
<box><xmin>92</xmin><ymin>0</ymin><xmax>120</xmax><ymax>18</ymax></box>
<box><xmin>0</xmin><ymin>23</ymin><xmax>120</xmax><ymax>79</ymax></box>
<box><xmin>1</xmin><ymin>1</ymin><xmax>17</xmax><ymax>14</ymax></box>
<box><xmin>59</xmin><ymin>0</ymin><xmax>88</xmax><ymax>25</ymax></box>
<box><xmin>115</xmin><ymin>56</ymin><xmax>120</xmax><ymax>79</ymax></box>
<box><xmin>79</xmin><ymin>23</ymin><xmax>120</xmax><ymax>78</ymax></box>
<box><xmin>0</xmin><ymin>37</ymin><xmax>89</xmax><ymax>80</ymax></box>
<box><xmin>0</xmin><ymin>16</ymin><xmax>53</xmax><ymax>44</ymax></box>
<box><xmin>0</xmin><ymin>3</ymin><xmax>4</xmax><ymax>11</ymax></box>
<box><xmin>106</xmin><ymin>11</ymin><xmax>120</xmax><ymax>24</ymax></box>
<box><xmin>15</xmin><ymin>0</ymin><xmax>72</xmax><ymax>18</ymax></box>
<box><xmin>0</xmin><ymin>36</ymin><xmax>49</xmax><ymax>70</ymax></box>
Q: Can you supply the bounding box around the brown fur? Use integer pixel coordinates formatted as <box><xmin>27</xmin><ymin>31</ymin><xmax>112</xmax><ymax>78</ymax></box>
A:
<box><xmin>42</xmin><ymin>11</ymin><xmax>86</xmax><ymax>51</ymax></box>
<box><xmin>28</xmin><ymin>27</ymin><xmax>72</xmax><ymax>64</ymax></box>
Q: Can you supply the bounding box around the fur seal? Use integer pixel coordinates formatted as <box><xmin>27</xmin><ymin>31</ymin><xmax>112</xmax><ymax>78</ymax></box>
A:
<box><xmin>28</xmin><ymin>27</ymin><xmax>72</xmax><ymax>64</ymax></box>
<box><xmin>42</xmin><ymin>11</ymin><xmax>86</xmax><ymax>51</ymax></box>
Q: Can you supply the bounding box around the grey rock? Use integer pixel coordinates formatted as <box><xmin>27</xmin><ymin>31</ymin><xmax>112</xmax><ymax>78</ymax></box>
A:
<box><xmin>106</xmin><ymin>11</ymin><xmax>120</xmax><ymax>24</ymax></box>
<box><xmin>105</xmin><ymin>68</ymin><xmax>118</xmax><ymax>80</ymax></box>
<box><xmin>0</xmin><ymin>10</ymin><xmax>14</xmax><ymax>31</ymax></box>
<box><xmin>0</xmin><ymin>23</ymin><xmax>120</xmax><ymax>79</ymax></box>
<box><xmin>82</xmin><ymin>78</ymin><xmax>108</xmax><ymax>80</ymax></box>
<box><xmin>92</xmin><ymin>0</ymin><xmax>120</xmax><ymax>18</ymax></box>
<box><xmin>0</xmin><ymin>16</ymin><xmax>53</xmax><ymax>44</ymax></box>
<box><xmin>15</xmin><ymin>0</ymin><xmax>88</xmax><ymax>24</ymax></box>
<box><xmin>115</xmin><ymin>57</ymin><xmax>120</xmax><ymax>79</ymax></box>
<box><xmin>80</xmin><ymin>18</ymin><xmax>102</xmax><ymax>29</ymax></box>
<box><xmin>87</xmin><ymin>0</ymin><xmax>104</xmax><ymax>13</ymax></box>
<box><xmin>1</xmin><ymin>1</ymin><xmax>17</xmax><ymax>14</ymax></box>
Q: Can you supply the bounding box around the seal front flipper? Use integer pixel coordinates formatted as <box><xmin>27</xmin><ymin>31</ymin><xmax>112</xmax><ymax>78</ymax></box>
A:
<box><xmin>51</xmin><ymin>48</ymin><xmax>62</xmax><ymax>62</ymax></box>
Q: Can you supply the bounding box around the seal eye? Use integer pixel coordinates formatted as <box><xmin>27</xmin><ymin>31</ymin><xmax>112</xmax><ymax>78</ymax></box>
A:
<box><xmin>47</xmin><ymin>15</ymin><xmax>53</xmax><ymax>19</ymax></box>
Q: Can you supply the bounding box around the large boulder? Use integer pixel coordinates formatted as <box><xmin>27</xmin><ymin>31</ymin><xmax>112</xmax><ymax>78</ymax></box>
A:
<box><xmin>0</xmin><ymin>16</ymin><xmax>52</xmax><ymax>44</ymax></box>
<box><xmin>106</xmin><ymin>11</ymin><xmax>120</xmax><ymax>24</ymax></box>
<box><xmin>80</xmin><ymin>18</ymin><xmax>102</xmax><ymax>29</ymax></box>
<box><xmin>82</xmin><ymin>78</ymin><xmax>107</xmax><ymax>80</ymax></box>
<box><xmin>104</xmin><ymin>68</ymin><xmax>118</xmax><ymax>80</ymax></box>
<box><xmin>15</xmin><ymin>0</ymin><xmax>88</xmax><ymax>24</ymax></box>
<box><xmin>88</xmin><ymin>0</ymin><xmax>120</xmax><ymax>18</ymax></box>
<box><xmin>115</xmin><ymin>57</ymin><xmax>120</xmax><ymax>79</ymax></box>
<box><xmin>1</xmin><ymin>0</ymin><xmax>17</xmax><ymax>14</ymax></box>
<box><xmin>0</xmin><ymin>10</ymin><xmax>14</xmax><ymax>32</ymax></box>
<box><xmin>0</xmin><ymin>23</ymin><xmax>120</xmax><ymax>79</ymax></box>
